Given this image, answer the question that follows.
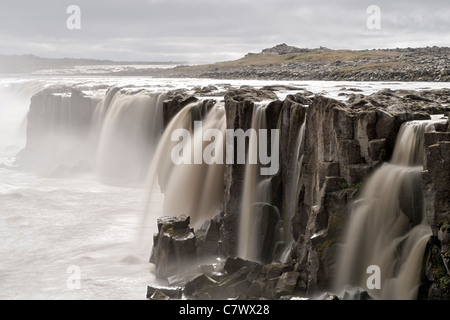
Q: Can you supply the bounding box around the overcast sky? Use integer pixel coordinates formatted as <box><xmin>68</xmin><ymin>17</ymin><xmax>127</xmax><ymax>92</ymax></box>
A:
<box><xmin>0</xmin><ymin>0</ymin><xmax>449</xmax><ymax>62</ymax></box>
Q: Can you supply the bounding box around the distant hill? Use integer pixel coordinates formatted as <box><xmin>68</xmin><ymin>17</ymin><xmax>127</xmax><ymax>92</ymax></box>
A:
<box><xmin>0</xmin><ymin>54</ymin><xmax>177</xmax><ymax>74</ymax></box>
<box><xmin>3</xmin><ymin>45</ymin><xmax>450</xmax><ymax>81</ymax></box>
<box><xmin>156</xmin><ymin>44</ymin><xmax>450</xmax><ymax>82</ymax></box>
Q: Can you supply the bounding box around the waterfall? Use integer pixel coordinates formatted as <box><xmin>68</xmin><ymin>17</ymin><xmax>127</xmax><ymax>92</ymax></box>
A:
<box><xmin>238</xmin><ymin>103</ymin><xmax>267</xmax><ymax>261</ymax></box>
<box><xmin>143</xmin><ymin>100</ymin><xmax>225</xmax><ymax>230</ymax></box>
<box><xmin>238</xmin><ymin>103</ymin><xmax>282</xmax><ymax>263</ymax></box>
<box><xmin>95</xmin><ymin>90</ymin><xmax>166</xmax><ymax>185</ymax></box>
<box><xmin>18</xmin><ymin>89</ymin><xmax>100</xmax><ymax>173</ymax></box>
<box><xmin>335</xmin><ymin>119</ymin><xmax>443</xmax><ymax>300</ymax></box>
<box><xmin>18</xmin><ymin>86</ymin><xmax>165</xmax><ymax>184</ymax></box>
<box><xmin>280</xmin><ymin>120</ymin><xmax>306</xmax><ymax>262</ymax></box>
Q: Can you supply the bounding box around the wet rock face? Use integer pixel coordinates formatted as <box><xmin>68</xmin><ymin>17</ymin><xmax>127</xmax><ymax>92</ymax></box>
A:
<box><xmin>221</xmin><ymin>97</ymin><xmax>256</xmax><ymax>257</ymax></box>
<box><xmin>290</xmin><ymin>91</ymin><xmax>447</xmax><ymax>293</ymax></box>
<box><xmin>163</xmin><ymin>94</ymin><xmax>198</xmax><ymax>128</ymax></box>
<box><xmin>196</xmin><ymin>218</ymin><xmax>221</xmax><ymax>258</ymax></box>
<box><xmin>420</xmin><ymin>117</ymin><xmax>450</xmax><ymax>300</ymax></box>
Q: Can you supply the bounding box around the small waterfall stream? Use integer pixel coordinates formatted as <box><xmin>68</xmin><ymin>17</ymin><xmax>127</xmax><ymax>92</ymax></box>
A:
<box><xmin>238</xmin><ymin>103</ymin><xmax>270</xmax><ymax>262</ymax></box>
<box><xmin>335</xmin><ymin>119</ymin><xmax>443</xmax><ymax>300</ymax></box>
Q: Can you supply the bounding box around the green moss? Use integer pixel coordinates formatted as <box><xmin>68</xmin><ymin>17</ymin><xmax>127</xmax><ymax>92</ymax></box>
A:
<box><xmin>439</xmin><ymin>276</ymin><xmax>450</xmax><ymax>294</ymax></box>
<box><xmin>379</xmin><ymin>148</ymin><xmax>387</xmax><ymax>161</ymax></box>
<box><xmin>328</xmin><ymin>211</ymin><xmax>345</xmax><ymax>233</ymax></box>
<box><xmin>341</xmin><ymin>182</ymin><xmax>349</xmax><ymax>190</ymax></box>
<box><xmin>161</xmin><ymin>223</ymin><xmax>187</xmax><ymax>237</ymax></box>
<box><xmin>437</xmin><ymin>218</ymin><xmax>450</xmax><ymax>230</ymax></box>
<box><xmin>316</xmin><ymin>237</ymin><xmax>341</xmax><ymax>261</ymax></box>
<box><xmin>432</xmin><ymin>246</ymin><xmax>447</xmax><ymax>280</ymax></box>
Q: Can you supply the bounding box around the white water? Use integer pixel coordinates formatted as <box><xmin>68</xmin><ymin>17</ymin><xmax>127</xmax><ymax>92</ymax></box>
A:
<box><xmin>0</xmin><ymin>75</ymin><xmax>449</xmax><ymax>299</ymax></box>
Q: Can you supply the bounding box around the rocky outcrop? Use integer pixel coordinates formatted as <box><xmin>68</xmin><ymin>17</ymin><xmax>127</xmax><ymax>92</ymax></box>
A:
<box><xmin>259</xmin><ymin>43</ymin><xmax>322</xmax><ymax>56</ymax></box>
<box><xmin>169</xmin><ymin>257</ymin><xmax>306</xmax><ymax>300</ymax></box>
<box><xmin>150</xmin><ymin>215</ymin><xmax>197</xmax><ymax>279</ymax></box>
<box><xmin>420</xmin><ymin>115</ymin><xmax>450</xmax><ymax>300</ymax></box>
<box><xmin>163</xmin><ymin>94</ymin><xmax>198</xmax><ymax>128</ymax></box>
<box><xmin>221</xmin><ymin>96</ymin><xmax>255</xmax><ymax>257</ymax></box>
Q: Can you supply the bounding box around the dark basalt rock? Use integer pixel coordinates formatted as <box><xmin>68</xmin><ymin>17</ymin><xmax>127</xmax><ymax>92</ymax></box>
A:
<box><xmin>195</xmin><ymin>218</ymin><xmax>221</xmax><ymax>257</ymax></box>
<box><xmin>275</xmin><ymin>272</ymin><xmax>301</xmax><ymax>297</ymax></box>
<box><xmin>224</xmin><ymin>86</ymin><xmax>277</xmax><ymax>102</ymax></box>
<box><xmin>146</xmin><ymin>285</ymin><xmax>183</xmax><ymax>300</ymax></box>
<box><xmin>184</xmin><ymin>274</ymin><xmax>218</xmax><ymax>299</ymax></box>
<box><xmin>223</xmin><ymin>257</ymin><xmax>260</xmax><ymax>276</ymax></box>
<box><xmin>150</xmin><ymin>215</ymin><xmax>197</xmax><ymax>280</ymax></box>
<box><xmin>163</xmin><ymin>94</ymin><xmax>198</xmax><ymax>127</ymax></box>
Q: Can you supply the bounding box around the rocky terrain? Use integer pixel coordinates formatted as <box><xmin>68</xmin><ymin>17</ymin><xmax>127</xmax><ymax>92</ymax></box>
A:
<box><xmin>147</xmin><ymin>86</ymin><xmax>450</xmax><ymax>300</ymax></box>
<box><xmin>151</xmin><ymin>45</ymin><xmax>450</xmax><ymax>82</ymax></box>
<box><xmin>5</xmin><ymin>45</ymin><xmax>450</xmax><ymax>82</ymax></box>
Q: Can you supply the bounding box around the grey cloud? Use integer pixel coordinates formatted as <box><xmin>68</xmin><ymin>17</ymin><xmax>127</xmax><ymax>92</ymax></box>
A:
<box><xmin>0</xmin><ymin>0</ymin><xmax>448</xmax><ymax>62</ymax></box>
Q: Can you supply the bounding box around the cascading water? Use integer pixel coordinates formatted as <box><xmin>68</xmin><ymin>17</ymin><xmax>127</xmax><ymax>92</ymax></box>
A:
<box><xmin>18</xmin><ymin>86</ymin><xmax>166</xmax><ymax>185</ymax></box>
<box><xmin>142</xmin><ymin>100</ymin><xmax>226</xmax><ymax>232</ymax></box>
<box><xmin>238</xmin><ymin>103</ymin><xmax>268</xmax><ymax>261</ymax></box>
<box><xmin>335</xmin><ymin>118</ymin><xmax>444</xmax><ymax>300</ymax></box>
<box><xmin>280</xmin><ymin>120</ymin><xmax>306</xmax><ymax>262</ymax></box>
<box><xmin>95</xmin><ymin>90</ymin><xmax>166</xmax><ymax>185</ymax></box>
<box><xmin>238</xmin><ymin>103</ymin><xmax>282</xmax><ymax>263</ymax></box>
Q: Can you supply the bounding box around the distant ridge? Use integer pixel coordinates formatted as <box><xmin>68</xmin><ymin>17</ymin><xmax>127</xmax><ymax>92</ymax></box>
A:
<box><xmin>246</xmin><ymin>43</ymin><xmax>329</xmax><ymax>56</ymax></box>
<box><xmin>156</xmin><ymin>44</ymin><xmax>450</xmax><ymax>82</ymax></box>
<box><xmin>2</xmin><ymin>45</ymin><xmax>449</xmax><ymax>81</ymax></box>
<box><xmin>0</xmin><ymin>54</ymin><xmax>180</xmax><ymax>74</ymax></box>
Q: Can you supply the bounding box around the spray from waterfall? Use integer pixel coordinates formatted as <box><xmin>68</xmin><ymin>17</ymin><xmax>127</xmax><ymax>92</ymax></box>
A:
<box><xmin>335</xmin><ymin>118</ymin><xmax>444</xmax><ymax>300</ymax></box>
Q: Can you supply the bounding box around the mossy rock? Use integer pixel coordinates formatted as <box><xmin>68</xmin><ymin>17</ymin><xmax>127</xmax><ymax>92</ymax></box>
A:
<box><xmin>316</xmin><ymin>237</ymin><xmax>341</xmax><ymax>262</ymax></box>
<box><xmin>432</xmin><ymin>246</ymin><xmax>447</xmax><ymax>280</ymax></box>
<box><xmin>162</xmin><ymin>223</ymin><xmax>191</xmax><ymax>237</ymax></box>
<box><xmin>439</xmin><ymin>276</ymin><xmax>450</xmax><ymax>296</ymax></box>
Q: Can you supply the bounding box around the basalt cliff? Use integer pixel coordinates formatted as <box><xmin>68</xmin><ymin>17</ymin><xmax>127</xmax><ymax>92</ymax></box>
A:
<box><xmin>22</xmin><ymin>84</ymin><xmax>450</xmax><ymax>300</ymax></box>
